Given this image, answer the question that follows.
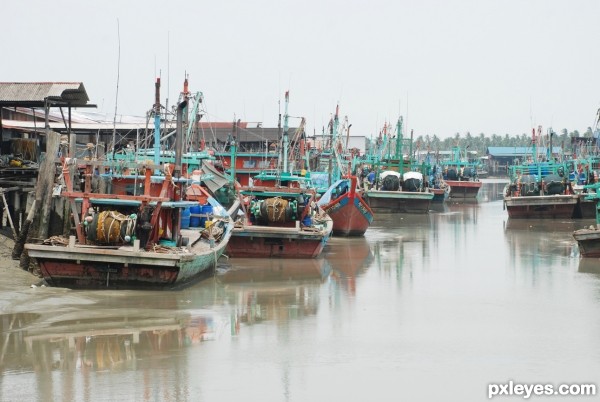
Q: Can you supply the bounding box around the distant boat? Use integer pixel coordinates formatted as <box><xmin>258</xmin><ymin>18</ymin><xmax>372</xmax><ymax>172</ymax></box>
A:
<box><xmin>503</xmin><ymin>168</ymin><xmax>578</xmax><ymax>219</ymax></box>
<box><xmin>441</xmin><ymin>146</ymin><xmax>482</xmax><ymax>199</ymax></box>
<box><xmin>503</xmin><ymin>128</ymin><xmax>578</xmax><ymax>219</ymax></box>
<box><xmin>361</xmin><ymin>117</ymin><xmax>434</xmax><ymax>213</ymax></box>
<box><xmin>364</xmin><ymin>170</ymin><xmax>433</xmax><ymax>213</ymax></box>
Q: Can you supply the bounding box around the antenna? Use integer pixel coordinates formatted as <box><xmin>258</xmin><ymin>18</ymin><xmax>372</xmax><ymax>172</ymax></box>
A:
<box><xmin>111</xmin><ymin>18</ymin><xmax>121</xmax><ymax>157</ymax></box>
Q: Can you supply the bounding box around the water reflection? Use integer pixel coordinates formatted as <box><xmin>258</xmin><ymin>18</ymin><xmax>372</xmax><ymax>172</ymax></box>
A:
<box><xmin>218</xmin><ymin>258</ymin><xmax>329</xmax><ymax>333</ymax></box>
<box><xmin>5</xmin><ymin>179</ymin><xmax>600</xmax><ymax>402</ymax></box>
<box><xmin>324</xmin><ymin>237</ymin><xmax>373</xmax><ymax>296</ymax></box>
<box><xmin>503</xmin><ymin>219</ymin><xmax>581</xmax><ymax>265</ymax></box>
<box><xmin>578</xmin><ymin>257</ymin><xmax>600</xmax><ymax>276</ymax></box>
<box><xmin>0</xmin><ymin>308</ymin><xmax>216</xmax><ymax>373</ymax></box>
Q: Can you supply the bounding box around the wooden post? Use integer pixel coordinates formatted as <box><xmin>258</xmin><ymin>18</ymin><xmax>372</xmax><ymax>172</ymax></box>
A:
<box><xmin>37</xmin><ymin>131</ymin><xmax>61</xmax><ymax>241</ymax></box>
<box><xmin>16</xmin><ymin>130</ymin><xmax>61</xmax><ymax>269</ymax></box>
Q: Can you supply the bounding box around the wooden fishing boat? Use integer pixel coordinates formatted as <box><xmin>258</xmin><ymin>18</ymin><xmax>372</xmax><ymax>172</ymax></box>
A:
<box><xmin>312</xmin><ymin>105</ymin><xmax>374</xmax><ymax>236</ymax></box>
<box><xmin>317</xmin><ymin>176</ymin><xmax>373</xmax><ymax>236</ymax></box>
<box><xmin>503</xmin><ymin>163</ymin><xmax>578</xmax><ymax>219</ymax></box>
<box><xmin>504</xmin><ymin>193</ymin><xmax>579</xmax><ymax>219</ymax></box>
<box><xmin>502</xmin><ymin>128</ymin><xmax>582</xmax><ymax>219</ymax></box>
<box><xmin>225</xmin><ymin>92</ymin><xmax>333</xmax><ymax>258</ymax></box>
<box><xmin>24</xmin><ymin>84</ymin><xmax>234</xmax><ymax>289</ymax></box>
<box><xmin>227</xmin><ymin>185</ymin><xmax>333</xmax><ymax>258</ymax></box>
<box><xmin>25</xmin><ymin>158</ymin><xmax>234</xmax><ymax>289</ymax></box>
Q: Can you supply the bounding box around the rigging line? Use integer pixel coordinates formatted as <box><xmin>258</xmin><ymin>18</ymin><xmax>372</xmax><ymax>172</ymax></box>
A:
<box><xmin>111</xmin><ymin>18</ymin><xmax>121</xmax><ymax>157</ymax></box>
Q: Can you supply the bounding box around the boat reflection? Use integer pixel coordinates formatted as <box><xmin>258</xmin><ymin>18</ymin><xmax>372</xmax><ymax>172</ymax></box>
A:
<box><xmin>578</xmin><ymin>257</ymin><xmax>600</xmax><ymax>275</ymax></box>
<box><xmin>324</xmin><ymin>237</ymin><xmax>373</xmax><ymax>296</ymax></box>
<box><xmin>218</xmin><ymin>258</ymin><xmax>329</xmax><ymax>332</ymax></box>
<box><xmin>503</xmin><ymin>219</ymin><xmax>581</xmax><ymax>262</ymax></box>
<box><xmin>0</xmin><ymin>308</ymin><xmax>217</xmax><ymax>373</ymax></box>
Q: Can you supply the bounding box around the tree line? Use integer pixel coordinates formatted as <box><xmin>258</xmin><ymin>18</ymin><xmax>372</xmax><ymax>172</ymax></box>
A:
<box><xmin>411</xmin><ymin>128</ymin><xmax>596</xmax><ymax>156</ymax></box>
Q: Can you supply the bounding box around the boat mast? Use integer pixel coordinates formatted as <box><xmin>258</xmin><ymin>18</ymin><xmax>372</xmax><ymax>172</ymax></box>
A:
<box><xmin>396</xmin><ymin>117</ymin><xmax>404</xmax><ymax>173</ymax></box>
<box><xmin>230</xmin><ymin>120</ymin><xmax>237</xmax><ymax>185</ymax></box>
<box><xmin>174</xmin><ymin>78</ymin><xmax>189</xmax><ymax>179</ymax></box>
<box><xmin>332</xmin><ymin>104</ymin><xmax>340</xmax><ymax>181</ymax></box>
<box><xmin>283</xmin><ymin>91</ymin><xmax>290</xmax><ymax>173</ymax></box>
<box><xmin>154</xmin><ymin>77</ymin><xmax>161</xmax><ymax>167</ymax></box>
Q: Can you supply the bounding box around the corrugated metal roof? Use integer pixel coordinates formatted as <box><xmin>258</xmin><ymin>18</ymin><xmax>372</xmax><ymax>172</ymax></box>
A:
<box><xmin>0</xmin><ymin>82</ymin><xmax>89</xmax><ymax>106</ymax></box>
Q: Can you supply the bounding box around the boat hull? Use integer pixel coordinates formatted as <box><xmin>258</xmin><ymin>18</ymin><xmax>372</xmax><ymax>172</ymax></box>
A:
<box><xmin>504</xmin><ymin>194</ymin><xmax>579</xmax><ymax>219</ymax></box>
<box><xmin>573</xmin><ymin>193</ymin><xmax>597</xmax><ymax>219</ymax></box>
<box><xmin>573</xmin><ymin>229</ymin><xmax>600</xmax><ymax>257</ymax></box>
<box><xmin>25</xmin><ymin>229</ymin><xmax>232</xmax><ymax>290</ymax></box>
<box><xmin>321</xmin><ymin>194</ymin><xmax>373</xmax><ymax>236</ymax></box>
<box><xmin>445</xmin><ymin>180</ymin><xmax>482</xmax><ymax>199</ymax></box>
<box><xmin>226</xmin><ymin>218</ymin><xmax>333</xmax><ymax>258</ymax></box>
<box><xmin>364</xmin><ymin>190</ymin><xmax>433</xmax><ymax>213</ymax></box>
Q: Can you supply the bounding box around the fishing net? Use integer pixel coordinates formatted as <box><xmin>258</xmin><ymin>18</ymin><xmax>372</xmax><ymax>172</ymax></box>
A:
<box><xmin>260</xmin><ymin>197</ymin><xmax>291</xmax><ymax>223</ymax></box>
<box><xmin>87</xmin><ymin>211</ymin><xmax>137</xmax><ymax>245</ymax></box>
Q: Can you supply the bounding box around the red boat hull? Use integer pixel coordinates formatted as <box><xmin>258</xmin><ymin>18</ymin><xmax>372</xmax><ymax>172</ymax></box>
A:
<box><xmin>446</xmin><ymin>180</ymin><xmax>482</xmax><ymax>199</ymax></box>
<box><xmin>226</xmin><ymin>235</ymin><xmax>328</xmax><ymax>258</ymax></box>
<box><xmin>36</xmin><ymin>259</ymin><xmax>184</xmax><ymax>289</ymax></box>
<box><xmin>321</xmin><ymin>193</ymin><xmax>373</xmax><ymax>236</ymax></box>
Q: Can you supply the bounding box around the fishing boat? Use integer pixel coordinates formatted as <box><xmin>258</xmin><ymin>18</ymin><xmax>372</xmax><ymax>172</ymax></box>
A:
<box><xmin>362</xmin><ymin>117</ymin><xmax>434</xmax><ymax>213</ymax></box>
<box><xmin>503</xmin><ymin>128</ymin><xmax>578</xmax><ymax>219</ymax></box>
<box><xmin>26</xmin><ymin>164</ymin><xmax>234</xmax><ymax>290</ymax></box>
<box><xmin>573</xmin><ymin>183</ymin><xmax>600</xmax><ymax>257</ymax></box>
<box><xmin>315</xmin><ymin>105</ymin><xmax>374</xmax><ymax>236</ymax></box>
<box><xmin>503</xmin><ymin>165</ymin><xmax>578</xmax><ymax>219</ymax></box>
<box><xmin>225</xmin><ymin>92</ymin><xmax>333</xmax><ymax>258</ymax></box>
<box><xmin>364</xmin><ymin>170</ymin><xmax>433</xmax><ymax>213</ymax></box>
<box><xmin>24</xmin><ymin>81</ymin><xmax>234</xmax><ymax>289</ymax></box>
<box><xmin>228</xmin><ymin>184</ymin><xmax>333</xmax><ymax>258</ymax></box>
<box><xmin>318</xmin><ymin>176</ymin><xmax>373</xmax><ymax>236</ymax></box>
<box><xmin>441</xmin><ymin>146</ymin><xmax>482</xmax><ymax>199</ymax></box>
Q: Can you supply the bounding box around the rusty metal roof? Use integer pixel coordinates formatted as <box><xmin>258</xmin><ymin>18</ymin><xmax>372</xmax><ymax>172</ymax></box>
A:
<box><xmin>0</xmin><ymin>82</ymin><xmax>91</xmax><ymax>107</ymax></box>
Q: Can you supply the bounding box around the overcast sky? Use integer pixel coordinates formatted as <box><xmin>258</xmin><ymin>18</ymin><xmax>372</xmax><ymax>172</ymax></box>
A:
<box><xmin>3</xmin><ymin>0</ymin><xmax>600</xmax><ymax>139</ymax></box>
